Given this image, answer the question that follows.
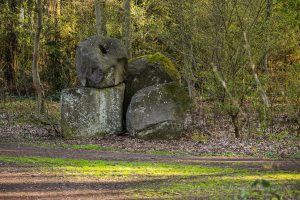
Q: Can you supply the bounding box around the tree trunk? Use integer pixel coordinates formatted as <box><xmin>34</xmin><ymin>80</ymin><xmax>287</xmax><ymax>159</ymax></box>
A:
<box><xmin>94</xmin><ymin>0</ymin><xmax>107</xmax><ymax>41</ymax></box>
<box><xmin>56</xmin><ymin>0</ymin><xmax>61</xmax><ymax>16</ymax></box>
<box><xmin>32</xmin><ymin>0</ymin><xmax>45</xmax><ymax>115</ymax></box>
<box><xmin>123</xmin><ymin>0</ymin><xmax>132</xmax><ymax>58</ymax></box>
<box><xmin>264</xmin><ymin>0</ymin><xmax>273</xmax><ymax>72</ymax></box>
<box><xmin>266</xmin><ymin>0</ymin><xmax>272</xmax><ymax>20</ymax></box>
<box><xmin>4</xmin><ymin>0</ymin><xmax>18</xmax><ymax>89</ymax></box>
<box><xmin>231</xmin><ymin>113</ymin><xmax>240</xmax><ymax>138</ymax></box>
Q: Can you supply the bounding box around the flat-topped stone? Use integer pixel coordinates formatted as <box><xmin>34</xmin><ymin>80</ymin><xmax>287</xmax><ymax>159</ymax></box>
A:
<box><xmin>61</xmin><ymin>84</ymin><xmax>125</xmax><ymax>138</ymax></box>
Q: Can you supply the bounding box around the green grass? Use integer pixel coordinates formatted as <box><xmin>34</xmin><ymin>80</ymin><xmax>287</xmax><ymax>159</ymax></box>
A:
<box><xmin>0</xmin><ymin>98</ymin><xmax>60</xmax><ymax>125</ymax></box>
<box><xmin>0</xmin><ymin>155</ymin><xmax>299</xmax><ymax>199</ymax></box>
<box><xmin>0</xmin><ymin>155</ymin><xmax>236</xmax><ymax>177</ymax></box>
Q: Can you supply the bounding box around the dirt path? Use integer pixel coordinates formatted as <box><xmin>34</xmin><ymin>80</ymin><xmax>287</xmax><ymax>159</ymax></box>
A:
<box><xmin>0</xmin><ymin>143</ymin><xmax>299</xmax><ymax>200</ymax></box>
<box><xmin>0</xmin><ymin>143</ymin><xmax>299</xmax><ymax>171</ymax></box>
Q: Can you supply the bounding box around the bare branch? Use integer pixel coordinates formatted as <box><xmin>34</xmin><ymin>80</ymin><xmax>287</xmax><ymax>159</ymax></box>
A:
<box><xmin>243</xmin><ymin>32</ymin><xmax>270</xmax><ymax>108</ymax></box>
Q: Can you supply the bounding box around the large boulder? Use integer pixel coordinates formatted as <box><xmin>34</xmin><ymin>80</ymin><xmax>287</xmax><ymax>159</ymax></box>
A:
<box><xmin>124</xmin><ymin>53</ymin><xmax>181</xmax><ymax>114</ymax></box>
<box><xmin>61</xmin><ymin>84</ymin><xmax>125</xmax><ymax>138</ymax></box>
<box><xmin>126</xmin><ymin>83</ymin><xmax>189</xmax><ymax>140</ymax></box>
<box><xmin>76</xmin><ymin>36</ymin><xmax>127</xmax><ymax>88</ymax></box>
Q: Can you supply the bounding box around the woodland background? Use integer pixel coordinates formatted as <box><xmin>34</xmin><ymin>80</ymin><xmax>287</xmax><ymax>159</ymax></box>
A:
<box><xmin>0</xmin><ymin>0</ymin><xmax>299</xmax><ymax>140</ymax></box>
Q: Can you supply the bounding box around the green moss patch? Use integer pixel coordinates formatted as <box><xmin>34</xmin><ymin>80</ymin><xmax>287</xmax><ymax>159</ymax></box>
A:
<box><xmin>164</xmin><ymin>83</ymin><xmax>190</xmax><ymax>114</ymax></box>
<box><xmin>130</xmin><ymin>52</ymin><xmax>181</xmax><ymax>83</ymax></box>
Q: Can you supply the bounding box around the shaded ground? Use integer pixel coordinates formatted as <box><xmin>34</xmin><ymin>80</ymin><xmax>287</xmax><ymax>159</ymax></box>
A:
<box><xmin>0</xmin><ymin>143</ymin><xmax>299</xmax><ymax>171</ymax></box>
<box><xmin>1</xmin><ymin>123</ymin><xmax>299</xmax><ymax>160</ymax></box>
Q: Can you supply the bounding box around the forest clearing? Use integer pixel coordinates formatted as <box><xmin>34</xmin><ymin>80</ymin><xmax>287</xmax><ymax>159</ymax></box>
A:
<box><xmin>0</xmin><ymin>0</ymin><xmax>299</xmax><ymax>199</ymax></box>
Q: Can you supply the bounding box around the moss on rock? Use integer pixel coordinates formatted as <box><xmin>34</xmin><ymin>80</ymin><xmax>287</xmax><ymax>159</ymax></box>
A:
<box><xmin>163</xmin><ymin>83</ymin><xmax>190</xmax><ymax>116</ymax></box>
<box><xmin>126</xmin><ymin>83</ymin><xmax>190</xmax><ymax>140</ymax></box>
<box><xmin>129</xmin><ymin>52</ymin><xmax>181</xmax><ymax>84</ymax></box>
<box><xmin>146</xmin><ymin>53</ymin><xmax>181</xmax><ymax>84</ymax></box>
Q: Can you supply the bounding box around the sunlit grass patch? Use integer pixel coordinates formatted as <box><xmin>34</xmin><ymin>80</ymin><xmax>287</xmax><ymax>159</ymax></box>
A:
<box><xmin>0</xmin><ymin>155</ymin><xmax>236</xmax><ymax>178</ymax></box>
<box><xmin>134</xmin><ymin>172</ymin><xmax>300</xmax><ymax>199</ymax></box>
<box><xmin>0</xmin><ymin>155</ymin><xmax>299</xmax><ymax>199</ymax></box>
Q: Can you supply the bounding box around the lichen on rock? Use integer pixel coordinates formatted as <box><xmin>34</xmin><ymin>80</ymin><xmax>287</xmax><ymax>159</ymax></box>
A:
<box><xmin>126</xmin><ymin>82</ymin><xmax>190</xmax><ymax>140</ymax></box>
<box><xmin>124</xmin><ymin>53</ymin><xmax>181</xmax><ymax>119</ymax></box>
<box><xmin>61</xmin><ymin>84</ymin><xmax>125</xmax><ymax>138</ymax></box>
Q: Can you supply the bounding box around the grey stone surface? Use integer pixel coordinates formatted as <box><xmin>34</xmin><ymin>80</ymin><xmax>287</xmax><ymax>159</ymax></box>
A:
<box><xmin>61</xmin><ymin>84</ymin><xmax>125</xmax><ymax>138</ymax></box>
<box><xmin>126</xmin><ymin>83</ymin><xmax>189</xmax><ymax>140</ymax></box>
<box><xmin>76</xmin><ymin>36</ymin><xmax>127</xmax><ymax>88</ymax></box>
<box><xmin>124</xmin><ymin>54</ymin><xmax>180</xmax><ymax>117</ymax></box>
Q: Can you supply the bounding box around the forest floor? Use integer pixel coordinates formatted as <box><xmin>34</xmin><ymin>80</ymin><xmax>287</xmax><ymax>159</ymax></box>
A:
<box><xmin>0</xmin><ymin>99</ymin><xmax>300</xmax><ymax>199</ymax></box>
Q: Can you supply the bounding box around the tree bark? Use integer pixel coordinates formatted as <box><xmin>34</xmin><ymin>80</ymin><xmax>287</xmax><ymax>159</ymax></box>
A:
<box><xmin>231</xmin><ymin>113</ymin><xmax>240</xmax><ymax>138</ymax></box>
<box><xmin>94</xmin><ymin>0</ymin><xmax>107</xmax><ymax>42</ymax></box>
<box><xmin>266</xmin><ymin>0</ymin><xmax>272</xmax><ymax>20</ymax></box>
<box><xmin>264</xmin><ymin>0</ymin><xmax>273</xmax><ymax>72</ymax></box>
<box><xmin>32</xmin><ymin>0</ymin><xmax>45</xmax><ymax>115</ymax></box>
<box><xmin>4</xmin><ymin>0</ymin><xmax>19</xmax><ymax>89</ymax></box>
<box><xmin>122</xmin><ymin>0</ymin><xmax>132</xmax><ymax>58</ymax></box>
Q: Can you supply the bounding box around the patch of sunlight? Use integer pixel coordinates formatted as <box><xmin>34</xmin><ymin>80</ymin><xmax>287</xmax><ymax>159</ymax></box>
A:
<box><xmin>1</xmin><ymin>155</ymin><xmax>298</xmax><ymax>199</ymax></box>
<box><xmin>223</xmin><ymin>173</ymin><xmax>300</xmax><ymax>181</ymax></box>
<box><xmin>133</xmin><ymin>173</ymin><xmax>300</xmax><ymax>199</ymax></box>
<box><xmin>0</xmin><ymin>155</ymin><xmax>236</xmax><ymax>178</ymax></box>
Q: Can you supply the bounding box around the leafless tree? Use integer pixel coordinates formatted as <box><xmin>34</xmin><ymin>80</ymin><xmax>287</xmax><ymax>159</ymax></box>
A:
<box><xmin>32</xmin><ymin>0</ymin><xmax>45</xmax><ymax>115</ymax></box>
<box><xmin>94</xmin><ymin>0</ymin><xmax>107</xmax><ymax>41</ymax></box>
<box><xmin>123</xmin><ymin>0</ymin><xmax>132</xmax><ymax>58</ymax></box>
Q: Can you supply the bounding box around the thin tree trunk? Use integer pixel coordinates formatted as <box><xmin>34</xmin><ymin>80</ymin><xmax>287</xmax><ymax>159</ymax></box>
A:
<box><xmin>231</xmin><ymin>113</ymin><xmax>240</xmax><ymax>138</ymax></box>
<box><xmin>266</xmin><ymin>0</ymin><xmax>272</xmax><ymax>20</ymax></box>
<box><xmin>263</xmin><ymin>0</ymin><xmax>272</xmax><ymax>72</ymax></box>
<box><xmin>56</xmin><ymin>0</ymin><xmax>61</xmax><ymax>16</ymax></box>
<box><xmin>94</xmin><ymin>0</ymin><xmax>107</xmax><ymax>41</ymax></box>
<box><xmin>32</xmin><ymin>0</ymin><xmax>45</xmax><ymax>115</ymax></box>
<box><xmin>4</xmin><ymin>0</ymin><xmax>18</xmax><ymax>89</ymax></box>
<box><xmin>123</xmin><ymin>0</ymin><xmax>132</xmax><ymax>58</ymax></box>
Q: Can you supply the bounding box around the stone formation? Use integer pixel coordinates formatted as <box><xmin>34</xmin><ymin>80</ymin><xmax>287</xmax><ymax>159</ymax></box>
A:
<box><xmin>61</xmin><ymin>36</ymin><xmax>189</xmax><ymax>139</ymax></box>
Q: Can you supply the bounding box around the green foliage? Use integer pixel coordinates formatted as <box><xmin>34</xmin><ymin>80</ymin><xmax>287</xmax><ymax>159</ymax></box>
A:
<box><xmin>0</xmin><ymin>0</ymin><xmax>299</xmax><ymax>138</ymax></box>
<box><xmin>0</xmin><ymin>98</ymin><xmax>60</xmax><ymax>126</ymax></box>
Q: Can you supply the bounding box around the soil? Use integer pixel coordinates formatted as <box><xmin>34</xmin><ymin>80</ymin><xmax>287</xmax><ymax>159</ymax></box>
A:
<box><xmin>0</xmin><ymin>121</ymin><xmax>299</xmax><ymax>200</ymax></box>
<box><xmin>0</xmin><ymin>143</ymin><xmax>300</xmax><ymax>200</ymax></box>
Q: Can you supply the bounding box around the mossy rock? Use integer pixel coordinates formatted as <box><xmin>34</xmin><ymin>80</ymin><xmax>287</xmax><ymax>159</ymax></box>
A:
<box><xmin>126</xmin><ymin>83</ymin><xmax>190</xmax><ymax>140</ymax></box>
<box><xmin>124</xmin><ymin>53</ymin><xmax>181</xmax><ymax>120</ymax></box>
<box><xmin>129</xmin><ymin>52</ymin><xmax>181</xmax><ymax>83</ymax></box>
